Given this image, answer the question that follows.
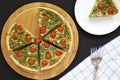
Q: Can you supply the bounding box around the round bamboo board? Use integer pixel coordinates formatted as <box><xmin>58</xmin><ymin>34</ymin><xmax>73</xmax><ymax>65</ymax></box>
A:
<box><xmin>1</xmin><ymin>2</ymin><xmax>79</xmax><ymax>80</ymax></box>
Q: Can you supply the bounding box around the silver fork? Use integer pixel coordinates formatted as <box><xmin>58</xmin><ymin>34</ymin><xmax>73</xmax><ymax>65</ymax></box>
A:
<box><xmin>90</xmin><ymin>47</ymin><xmax>103</xmax><ymax>80</ymax></box>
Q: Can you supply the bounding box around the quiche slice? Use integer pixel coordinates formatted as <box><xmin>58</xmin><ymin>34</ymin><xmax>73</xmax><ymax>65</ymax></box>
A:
<box><xmin>7</xmin><ymin>23</ymin><xmax>34</xmax><ymax>50</ymax></box>
<box><xmin>89</xmin><ymin>0</ymin><xmax>118</xmax><ymax>17</ymax></box>
<box><xmin>10</xmin><ymin>44</ymin><xmax>39</xmax><ymax>71</ymax></box>
<box><xmin>39</xmin><ymin>40</ymin><xmax>66</xmax><ymax>70</ymax></box>
<box><xmin>38</xmin><ymin>8</ymin><xmax>63</xmax><ymax>36</ymax></box>
<box><xmin>44</xmin><ymin>23</ymin><xmax>71</xmax><ymax>51</ymax></box>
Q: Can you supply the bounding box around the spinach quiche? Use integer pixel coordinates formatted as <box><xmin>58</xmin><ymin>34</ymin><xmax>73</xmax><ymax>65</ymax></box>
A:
<box><xmin>39</xmin><ymin>40</ymin><xmax>66</xmax><ymax>70</ymax></box>
<box><xmin>11</xmin><ymin>44</ymin><xmax>39</xmax><ymax>72</ymax></box>
<box><xmin>38</xmin><ymin>9</ymin><xmax>63</xmax><ymax>36</ymax></box>
<box><xmin>7</xmin><ymin>8</ymin><xmax>72</xmax><ymax>71</ymax></box>
<box><xmin>44</xmin><ymin>23</ymin><xmax>71</xmax><ymax>51</ymax></box>
<box><xmin>7</xmin><ymin>23</ymin><xmax>34</xmax><ymax>50</ymax></box>
<box><xmin>89</xmin><ymin>0</ymin><xmax>118</xmax><ymax>17</ymax></box>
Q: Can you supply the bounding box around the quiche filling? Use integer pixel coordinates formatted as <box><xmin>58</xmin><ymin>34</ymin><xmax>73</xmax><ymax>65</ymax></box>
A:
<box><xmin>8</xmin><ymin>24</ymin><xmax>34</xmax><ymax>49</ymax></box>
<box><xmin>89</xmin><ymin>0</ymin><xmax>118</xmax><ymax>17</ymax></box>
<box><xmin>39</xmin><ymin>9</ymin><xmax>63</xmax><ymax>36</ymax></box>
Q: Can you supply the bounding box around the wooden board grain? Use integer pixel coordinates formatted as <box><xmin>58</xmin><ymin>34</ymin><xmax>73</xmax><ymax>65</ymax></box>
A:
<box><xmin>1</xmin><ymin>2</ymin><xmax>79</xmax><ymax>80</ymax></box>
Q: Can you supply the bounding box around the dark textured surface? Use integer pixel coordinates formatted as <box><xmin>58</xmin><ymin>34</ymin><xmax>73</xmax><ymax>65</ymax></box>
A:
<box><xmin>0</xmin><ymin>0</ymin><xmax>120</xmax><ymax>80</ymax></box>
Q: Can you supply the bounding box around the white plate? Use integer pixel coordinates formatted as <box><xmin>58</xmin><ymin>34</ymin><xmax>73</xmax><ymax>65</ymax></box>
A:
<box><xmin>74</xmin><ymin>0</ymin><xmax>120</xmax><ymax>35</ymax></box>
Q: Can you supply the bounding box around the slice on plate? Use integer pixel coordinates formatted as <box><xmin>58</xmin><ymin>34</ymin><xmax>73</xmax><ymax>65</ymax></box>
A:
<box><xmin>10</xmin><ymin>44</ymin><xmax>39</xmax><ymax>72</ymax></box>
<box><xmin>38</xmin><ymin>8</ymin><xmax>63</xmax><ymax>36</ymax></box>
<box><xmin>39</xmin><ymin>40</ymin><xmax>66</xmax><ymax>70</ymax></box>
<box><xmin>44</xmin><ymin>23</ymin><xmax>71</xmax><ymax>51</ymax></box>
<box><xmin>7</xmin><ymin>23</ymin><xmax>34</xmax><ymax>50</ymax></box>
<box><xmin>89</xmin><ymin>0</ymin><xmax>118</xmax><ymax>17</ymax></box>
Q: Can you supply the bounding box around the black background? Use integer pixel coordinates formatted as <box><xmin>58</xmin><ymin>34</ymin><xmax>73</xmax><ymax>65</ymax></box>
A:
<box><xmin>0</xmin><ymin>0</ymin><xmax>120</xmax><ymax>80</ymax></box>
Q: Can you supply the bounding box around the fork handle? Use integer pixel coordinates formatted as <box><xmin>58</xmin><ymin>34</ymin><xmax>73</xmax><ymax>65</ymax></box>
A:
<box><xmin>93</xmin><ymin>65</ymin><xmax>99</xmax><ymax>80</ymax></box>
<box><xmin>93</xmin><ymin>70</ymin><xmax>98</xmax><ymax>80</ymax></box>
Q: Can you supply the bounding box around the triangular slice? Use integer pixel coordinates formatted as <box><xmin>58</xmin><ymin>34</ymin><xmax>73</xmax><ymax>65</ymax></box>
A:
<box><xmin>7</xmin><ymin>23</ymin><xmax>34</xmax><ymax>50</ymax></box>
<box><xmin>38</xmin><ymin>8</ymin><xmax>63</xmax><ymax>36</ymax></box>
<box><xmin>89</xmin><ymin>0</ymin><xmax>118</xmax><ymax>17</ymax></box>
<box><xmin>44</xmin><ymin>23</ymin><xmax>71</xmax><ymax>51</ymax></box>
<box><xmin>39</xmin><ymin>40</ymin><xmax>66</xmax><ymax>70</ymax></box>
<box><xmin>10</xmin><ymin>44</ymin><xmax>39</xmax><ymax>72</ymax></box>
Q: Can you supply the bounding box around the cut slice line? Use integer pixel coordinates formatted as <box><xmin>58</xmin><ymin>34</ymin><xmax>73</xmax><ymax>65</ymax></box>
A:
<box><xmin>38</xmin><ymin>44</ymin><xmax>40</xmax><ymax>67</ymax></box>
<box><xmin>13</xmin><ymin>43</ymin><xmax>33</xmax><ymax>51</ymax></box>
<box><xmin>42</xmin><ymin>23</ymin><xmax>63</xmax><ymax>39</ymax></box>
<box><xmin>43</xmin><ymin>39</ymin><xmax>63</xmax><ymax>50</ymax></box>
